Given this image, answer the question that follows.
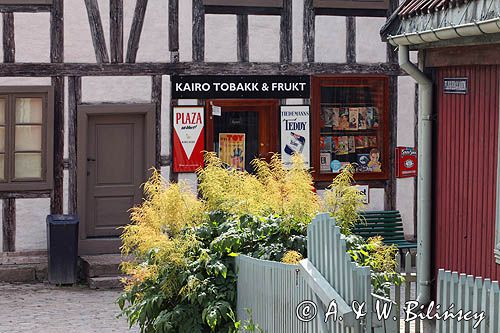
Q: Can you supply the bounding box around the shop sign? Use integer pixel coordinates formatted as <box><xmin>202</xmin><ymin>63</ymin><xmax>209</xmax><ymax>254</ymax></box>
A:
<box><xmin>443</xmin><ymin>78</ymin><xmax>468</xmax><ymax>94</ymax></box>
<box><xmin>280</xmin><ymin>105</ymin><xmax>310</xmax><ymax>168</ymax></box>
<box><xmin>219</xmin><ymin>133</ymin><xmax>246</xmax><ymax>171</ymax></box>
<box><xmin>173</xmin><ymin>106</ymin><xmax>205</xmax><ymax>172</ymax></box>
<box><xmin>395</xmin><ymin>146</ymin><xmax>417</xmax><ymax>178</ymax></box>
<box><xmin>171</xmin><ymin>75</ymin><xmax>310</xmax><ymax>99</ymax></box>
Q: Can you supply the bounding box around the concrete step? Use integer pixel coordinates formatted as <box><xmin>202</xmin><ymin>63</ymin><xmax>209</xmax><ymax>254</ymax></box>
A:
<box><xmin>0</xmin><ymin>263</ymin><xmax>47</xmax><ymax>283</ymax></box>
<box><xmin>80</xmin><ymin>254</ymin><xmax>130</xmax><ymax>278</ymax></box>
<box><xmin>88</xmin><ymin>275</ymin><xmax>127</xmax><ymax>290</ymax></box>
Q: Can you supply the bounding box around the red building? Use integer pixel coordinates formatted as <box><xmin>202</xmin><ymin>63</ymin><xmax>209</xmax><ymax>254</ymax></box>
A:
<box><xmin>383</xmin><ymin>0</ymin><xmax>500</xmax><ymax>330</ymax></box>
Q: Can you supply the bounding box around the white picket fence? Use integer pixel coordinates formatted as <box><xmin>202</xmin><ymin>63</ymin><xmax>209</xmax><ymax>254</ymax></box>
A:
<box><xmin>437</xmin><ymin>269</ymin><xmax>500</xmax><ymax>333</ymax></box>
<box><xmin>393</xmin><ymin>251</ymin><xmax>422</xmax><ymax>332</ymax></box>
<box><xmin>236</xmin><ymin>213</ymin><xmax>398</xmax><ymax>333</ymax></box>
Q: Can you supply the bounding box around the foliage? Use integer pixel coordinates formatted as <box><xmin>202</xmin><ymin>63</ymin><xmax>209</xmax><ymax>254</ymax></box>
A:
<box><xmin>198</xmin><ymin>152</ymin><xmax>320</xmax><ymax>231</ymax></box>
<box><xmin>343</xmin><ymin>234</ymin><xmax>404</xmax><ymax>297</ymax></box>
<box><xmin>119</xmin><ymin>155</ymin><xmax>403</xmax><ymax>332</ymax></box>
<box><xmin>322</xmin><ymin>165</ymin><xmax>366</xmax><ymax>234</ymax></box>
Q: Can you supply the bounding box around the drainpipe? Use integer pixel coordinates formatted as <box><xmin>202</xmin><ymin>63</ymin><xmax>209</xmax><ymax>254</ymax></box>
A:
<box><xmin>398</xmin><ymin>45</ymin><xmax>433</xmax><ymax>306</ymax></box>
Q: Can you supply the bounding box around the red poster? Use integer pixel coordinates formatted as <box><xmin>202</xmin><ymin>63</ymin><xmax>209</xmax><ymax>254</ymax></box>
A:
<box><xmin>396</xmin><ymin>147</ymin><xmax>417</xmax><ymax>178</ymax></box>
<box><xmin>173</xmin><ymin>107</ymin><xmax>205</xmax><ymax>172</ymax></box>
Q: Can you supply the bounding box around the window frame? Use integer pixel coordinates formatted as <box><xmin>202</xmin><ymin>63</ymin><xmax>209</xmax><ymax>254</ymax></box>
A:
<box><xmin>311</xmin><ymin>75</ymin><xmax>390</xmax><ymax>183</ymax></box>
<box><xmin>202</xmin><ymin>0</ymin><xmax>283</xmax><ymax>15</ymax></box>
<box><xmin>0</xmin><ymin>86</ymin><xmax>53</xmax><ymax>192</ymax></box>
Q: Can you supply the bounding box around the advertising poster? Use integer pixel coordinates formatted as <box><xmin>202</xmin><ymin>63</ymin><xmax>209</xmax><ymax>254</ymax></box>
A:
<box><xmin>280</xmin><ymin>105</ymin><xmax>310</xmax><ymax>168</ymax></box>
<box><xmin>219</xmin><ymin>133</ymin><xmax>246</xmax><ymax>171</ymax></box>
<box><xmin>173</xmin><ymin>106</ymin><xmax>205</xmax><ymax>172</ymax></box>
<box><xmin>396</xmin><ymin>146</ymin><xmax>418</xmax><ymax>178</ymax></box>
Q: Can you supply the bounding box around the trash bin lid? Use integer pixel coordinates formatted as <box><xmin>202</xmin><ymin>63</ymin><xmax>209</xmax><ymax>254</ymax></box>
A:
<box><xmin>47</xmin><ymin>214</ymin><xmax>79</xmax><ymax>225</ymax></box>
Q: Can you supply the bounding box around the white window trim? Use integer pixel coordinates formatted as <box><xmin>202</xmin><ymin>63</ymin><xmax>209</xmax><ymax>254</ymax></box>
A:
<box><xmin>496</xmin><ymin>87</ymin><xmax>500</xmax><ymax>264</ymax></box>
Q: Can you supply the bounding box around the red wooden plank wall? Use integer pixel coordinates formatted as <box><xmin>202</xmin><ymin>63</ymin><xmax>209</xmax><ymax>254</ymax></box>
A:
<box><xmin>434</xmin><ymin>65</ymin><xmax>500</xmax><ymax>281</ymax></box>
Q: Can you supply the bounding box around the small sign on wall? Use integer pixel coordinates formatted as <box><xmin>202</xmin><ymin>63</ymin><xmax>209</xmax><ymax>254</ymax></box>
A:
<box><xmin>396</xmin><ymin>146</ymin><xmax>417</xmax><ymax>178</ymax></box>
<box><xmin>173</xmin><ymin>106</ymin><xmax>205</xmax><ymax>172</ymax></box>
<box><xmin>354</xmin><ymin>185</ymin><xmax>369</xmax><ymax>204</ymax></box>
<box><xmin>280</xmin><ymin>105</ymin><xmax>310</xmax><ymax>168</ymax></box>
<box><xmin>444</xmin><ymin>78</ymin><xmax>468</xmax><ymax>94</ymax></box>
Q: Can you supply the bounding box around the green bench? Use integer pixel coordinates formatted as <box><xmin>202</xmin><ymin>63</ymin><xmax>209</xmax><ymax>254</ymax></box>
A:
<box><xmin>353</xmin><ymin>210</ymin><xmax>417</xmax><ymax>250</ymax></box>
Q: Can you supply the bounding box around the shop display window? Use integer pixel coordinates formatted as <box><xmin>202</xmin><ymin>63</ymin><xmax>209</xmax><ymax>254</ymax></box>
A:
<box><xmin>312</xmin><ymin>76</ymin><xmax>389</xmax><ymax>181</ymax></box>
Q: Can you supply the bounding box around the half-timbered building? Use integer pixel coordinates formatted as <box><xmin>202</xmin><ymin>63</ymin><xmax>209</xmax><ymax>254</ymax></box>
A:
<box><xmin>0</xmin><ymin>0</ymin><xmax>416</xmax><ymax>262</ymax></box>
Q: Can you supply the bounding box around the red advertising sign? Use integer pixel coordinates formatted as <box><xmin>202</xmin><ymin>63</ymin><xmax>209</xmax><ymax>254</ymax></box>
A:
<box><xmin>396</xmin><ymin>146</ymin><xmax>417</xmax><ymax>178</ymax></box>
<box><xmin>173</xmin><ymin>106</ymin><xmax>205</xmax><ymax>172</ymax></box>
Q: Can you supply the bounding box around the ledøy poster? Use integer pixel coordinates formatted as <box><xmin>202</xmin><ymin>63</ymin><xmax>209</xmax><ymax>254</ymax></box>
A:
<box><xmin>280</xmin><ymin>105</ymin><xmax>310</xmax><ymax>168</ymax></box>
<box><xmin>173</xmin><ymin>106</ymin><xmax>204</xmax><ymax>172</ymax></box>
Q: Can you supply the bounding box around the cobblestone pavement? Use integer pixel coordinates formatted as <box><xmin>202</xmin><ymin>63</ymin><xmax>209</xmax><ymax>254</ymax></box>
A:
<box><xmin>0</xmin><ymin>283</ymin><xmax>139</xmax><ymax>333</ymax></box>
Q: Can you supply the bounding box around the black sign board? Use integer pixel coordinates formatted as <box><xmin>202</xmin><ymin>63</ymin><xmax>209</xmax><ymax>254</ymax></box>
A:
<box><xmin>171</xmin><ymin>75</ymin><xmax>310</xmax><ymax>99</ymax></box>
<box><xmin>443</xmin><ymin>78</ymin><xmax>468</xmax><ymax>94</ymax></box>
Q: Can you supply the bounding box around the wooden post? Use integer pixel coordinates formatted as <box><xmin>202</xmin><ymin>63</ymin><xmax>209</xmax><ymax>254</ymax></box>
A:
<box><xmin>192</xmin><ymin>0</ymin><xmax>205</xmax><ymax>62</ymax></box>
<box><xmin>280</xmin><ymin>0</ymin><xmax>292</xmax><ymax>63</ymax></box>
<box><xmin>126</xmin><ymin>0</ymin><xmax>148</xmax><ymax>63</ymax></box>
<box><xmin>237</xmin><ymin>14</ymin><xmax>249</xmax><ymax>62</ymax></box>
<box><xmin>151</xmin><ymin>75</ymin><xmax>162</xmax><ymax>169</ymax></box>
<box><xmin>68</xmin><ymin>76</ymin><xmax>81</xmax><ymax>214</ymax></box>
<box><xmin>50</xmin><ymin>0</ymin><xmax>63</xmax><ymax>63</ymax></box>
<box><xmin>2</xmin><ymin>198</ymin><xmax>15</xmax><ymax>252</ymax></box>
<box><xmin>346</xmin><ymin>17</ymin><xmax>356</xmax><ymax>64</ymax></box>
<box><xmin>110</xmin><ymin>0</ymin><xmax>123</xmax><ymax>63</ymax></box>
<box><xmin>50</xmin><ymin>0</ymin><xmax>64</xmax><ymax>215</ymax></box>
<box><xmin>3</xmin><ymin>13</ymin><xmax>14</xmax><ymax>63</ymax></box>
<box><xmin>303</xmin><ymin>0</ymin><xmax>315</xmax><ymax>63</ymax></box>
<box><xmin>84</xmin><ymin>0</ymin><xmax>110</xmax><ymax>63</ymax></box>
<box><xmin>385</xmin><ymin>75</ymin><xmax>398</xmax><ymax>210</ymax></box>
<box><xmin>168</xmin><ymin>0</ymin><xmax>179</xmax><ymax>62</ymax></box>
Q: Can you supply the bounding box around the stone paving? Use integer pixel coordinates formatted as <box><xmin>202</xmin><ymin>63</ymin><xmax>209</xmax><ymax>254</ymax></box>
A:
<box><xmin>0</xmin><ymin>283</ymin><xmax>138</xmax><ymax>333</ymax></box>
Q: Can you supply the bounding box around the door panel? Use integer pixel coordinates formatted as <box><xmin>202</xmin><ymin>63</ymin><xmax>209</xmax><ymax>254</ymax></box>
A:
<box><xmin>86</xmin><ymin>114</ymin><xmax>145</xmax><ymax>238</ymax></box>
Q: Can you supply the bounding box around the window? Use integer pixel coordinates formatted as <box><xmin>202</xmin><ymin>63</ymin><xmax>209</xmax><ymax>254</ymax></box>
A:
<box><xmin>313</xmin><ymin>0</ymin><xmax>388</xmax><ymax>17</ymax></box>
<box><xmin>311</xmin><ymin>76</ymin><xmax>389</xmax><ymax>182</ymax></box>
<box><xmin>0</xmin><ymin>86</ymin><xmax>53</xmax><ymax>192</ymax></box>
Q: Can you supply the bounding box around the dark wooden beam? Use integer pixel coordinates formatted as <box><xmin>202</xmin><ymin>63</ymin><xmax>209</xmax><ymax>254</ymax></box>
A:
<box><xmin>50</xmin><ymin>76</ymin><xmax>64</xmax><ymax>215</ymax></box>
<box><xmin>126</xmin><ymin>0</ymin><xmax>148</xmax><ymax>63</ymax></box>
<box><xmin>204</xmin><ymin>6</ymin><xmax>282</xmax><ymax>15</ymax></box>
<box><xmin>151</xmin><ymin>75</ymin><xmax>162</xmax><ymax>169</ymax></box>
<box><xmin>0</xmin><ymin>62</ymin><xmax>407</xmax><ymax>76</ymax></box>
<box><xmin>2</xmin><ymin>198</ymin><xmax>15</xmax><ymax>252</ymax></box>
<box><xmin>2</xmin><ymin>12</ymin><xmax>14</xmax><ymax>63</ymax></box>
<box><xmin>236</xmin><ymin>14</ymin><xmax>248</xmax><ymax>62</ymax></box>
<box><xmin>0</xmin><ymin>191</ymin><xmax>51</xmax><ymax>199</ymax></box>
<box><xmin>303</xmin><ymin>0</ymin><xmax>315</xmax><ymax>63</ymax></box>
<box><xmin>68</xmin><ymin>76</ymin><xmax>81</xmax><ymax>214</ymax></box>
<box><xmin>168</xmin><ymin>0</ymin><xmax>179</xmax><ymax>62</ymax></box>
<box><xmin>386</xmin><ymin>0</ymin><xmax>397</xmax><ymax>64</ymax></box>
<box><xmin>192</xmin><ymin>0</ymin><xmax>205</xmax><ymax>62</ymax></box>
<box><xmin>280</xmin><ymin>0</ymin><xmax>292</xmax><ymax>63</ymax></box>
<box><xmin>346</xmin><ymin>17</ymin><xmax>356</xmax><ymax>64</ymax></box>
<box><xmin>84</xmin><ymin>0</ymin><xmax>109</xmax><ymax>63</ymax></box>
<box><xmin>384</xmin><ymin>75</ymin><xmax>398</xmax><ymax>211</ymax></box>
<box><xmin>50</xmin><ymin>0</ymin><xmax>63</xmax><ymax>63</ymax></box>
<box><xmin>0</xmin><ymin>5</ymin><xmax>50</xmax><ymax>12</ymax></box>
<box><xmin>110</xmin><ymin>0</ymin><xmax>123</xmax><ymax>63</ymax></box>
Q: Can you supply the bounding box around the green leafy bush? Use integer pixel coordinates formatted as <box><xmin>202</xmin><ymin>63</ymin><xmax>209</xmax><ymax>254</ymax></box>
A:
<box><xmin>118</xmin><ymin>154</ymin><xmax>403</xmax><ymax>332</ymax></box>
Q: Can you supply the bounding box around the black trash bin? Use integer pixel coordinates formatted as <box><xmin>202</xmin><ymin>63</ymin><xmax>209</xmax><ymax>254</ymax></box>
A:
<box><xmin>47</xmin><ymin>214</ymin><xmax>79</xmax><ymax>285</ymax></box>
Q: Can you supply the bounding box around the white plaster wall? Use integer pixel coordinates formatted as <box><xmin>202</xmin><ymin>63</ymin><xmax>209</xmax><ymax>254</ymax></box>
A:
<box><xmin>397</xmin><ymin>76</ymin><xmax>417</xmax><ymax>238</ymax></box>
<box><xmin>315</xmin><ymin>16</ymin><xmax>346</xmax><ymax>63</ymax></box>
<box><xmin>0</xmin><ymin>2</ymin><xmax>418</xmax><ymax>251</ymax></box>
<box><xmin>356</xmin><ymin>17</ymin><xmax>387</xmax><ymax>63</ymax></box>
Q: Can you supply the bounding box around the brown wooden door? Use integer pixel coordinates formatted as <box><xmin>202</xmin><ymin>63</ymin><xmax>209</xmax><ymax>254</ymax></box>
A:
<box><xmin>206</xmin><ymin>100</ymin><xmax>279</xmax><ymax>171</ymax></box>
<box><xmin>86</xmin><ymin>114</ymin><xmax>145</xmax><ymax>237</ymax></box>
<box><xmin>77</xmin><ymin>104</ymin><xmax>155</xmax><ymax>254</ymax></box>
